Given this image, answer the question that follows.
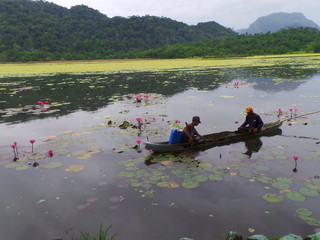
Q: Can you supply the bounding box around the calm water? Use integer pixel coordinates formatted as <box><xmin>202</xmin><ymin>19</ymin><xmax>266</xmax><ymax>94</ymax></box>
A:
<box><xmin>0</xmin><ymin>65</ymin><xmax>320</xmax><ymax>240</ymax></box>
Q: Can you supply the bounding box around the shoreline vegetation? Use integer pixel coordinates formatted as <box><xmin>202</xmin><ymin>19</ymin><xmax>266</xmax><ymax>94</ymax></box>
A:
<box><xmin>1</xmin><ymin>53</ymin><xmax>320</xmax><ymax>77</ymax></box>
<box><xmin>71</xmin><ymin>225</ymin><xmax>320</xmax><ymax>240</ymax></box>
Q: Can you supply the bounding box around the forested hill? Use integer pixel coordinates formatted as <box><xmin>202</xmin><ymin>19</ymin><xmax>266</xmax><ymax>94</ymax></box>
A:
<box><xmin>131</xmin><ymin>27</ymin><xmax>320</xmax><ymax>58</ymax></box>
<box><xmin>0</xmin><ymin>0</ymin><xmax>236</xmax><ymax>62</ymax></box>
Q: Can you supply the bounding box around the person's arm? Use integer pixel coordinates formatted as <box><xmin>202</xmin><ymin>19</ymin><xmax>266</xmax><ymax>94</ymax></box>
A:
<box><xmin>193</xmin><ymin>128</ymin><xmax>200</xmax><ymax>137</ymax></box>
<box><xmin>256</xmin><ymin>115</ymin><xmax>264</xmax><ymax>130</ymax></box>
<box><xmin>182</xmin><ymin>126</ymin><xmax>193</xmax><ymax>144</ymax></box>
<box><xmin>240</xmin><ymin>116</ymin><xmax>248</xmax><ymax>128</ymax></box>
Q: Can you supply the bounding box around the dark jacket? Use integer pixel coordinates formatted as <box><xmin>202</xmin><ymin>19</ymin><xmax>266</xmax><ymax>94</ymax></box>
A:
<box><xmin>240</xmin><ymin>113</ymin><xmax>264</xmax><ymax>130</ymax></box>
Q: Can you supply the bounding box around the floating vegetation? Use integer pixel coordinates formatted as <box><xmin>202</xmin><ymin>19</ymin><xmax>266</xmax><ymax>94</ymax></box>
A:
<box><xmin>64</xmin><ymin>165</ymin><xmax>85</xmax><ymax>172</ymax></box>
<box><xmin>1</xmin><ymin>56</ymin><xmax>320</xmax><ymax>239</ymax></box>
<box><xmin>43</xmin><ymin>162</ymin><xmax>63</xmax><ymax>169</ymax></box>
<box><xmin>296</xmin><ymin>208</ymin><xmax>320</xmax><ymax>226</ymax></box>
<box><xmin>262</xmin><ymin>193</ymin><xmax>284</xmax><ymax>203</ymax></box>
<box><xmin>285</xmin><ymin>192</ymin><xmax>306</xmax><ymax>202</ymax></box>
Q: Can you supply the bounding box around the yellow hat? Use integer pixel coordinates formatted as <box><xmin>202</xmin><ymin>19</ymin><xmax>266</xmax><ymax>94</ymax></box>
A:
<box><xmin>245</xmin><ymin>107</ymin><xmax>253</xmax><ymax>113</ymax></box>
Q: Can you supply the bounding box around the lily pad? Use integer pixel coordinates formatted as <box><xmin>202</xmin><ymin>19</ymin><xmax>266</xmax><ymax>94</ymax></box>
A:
<box><xmin>198</xmin><ymin>163</ymin><xmax>213</xmax><ymax>169</ymax></box>
<box><xmin>43</xmin><ymin>162</ymin><xmax>63</xmax><ymax>169</ymax></box>
<box><xmin>304</xmin><ymin>182</ymin><xmax>320</xmax><ymax>190</ymax></box>
<box><xmin>149</xmin><ymin>175</ymin><xmax>162</xmax><ymax>181</ymax></box>
<box><xmin>296</xmin><ymin>208</ymin><xmax>313</xmax><ymax>217</ymax></box>
<box><xmin>171</xmin><ymin>169</ymin><xmax>183</xmax><ymax>175</ymax></box>
<box><xmin>98</xmin><ymin>181</ymin><xmax>108</xmax><ymax>186</ymax></box>
<box><xmin>77</xmin><ymin>154</ymin><xmax>92</xmax><ymax>160</ymax></box>
<box><xmin>192</xmin><ymin>175</ymin><xmax>208</xmax><ymax>182</ymax></box>
<box><xmin>16</xmin><ymin>165</ymin><xmax>30</xmax><ymax>171</ymax></box>
<box><xmin>143</xmin><ymin>190</ymin><xmax>156</xmax><ymax>197</ymax></box>
<box><xmin>305</xmin><ymin>217</ymin><xmax>320</xmax><ymax>226</ymax></box>
<box><xmin>182</xmin><ymin>179</ymin><xmax>199</xmax><ymax>189</ymax></box>
<box><xmin>64</xmin><ymin>165</ymin><xmax>85</xmax><ymax>172</ymax></box>
<box><xmin>157</xmin><ymin>181</ymin><xmax>170</xmax><ymax>187</ymax></box>
<box><xmin>262</xmin><ymin>193</ymin><xmax>284</xmax><ymax>203</ymax></box>
<box><xmin>254</xmin><ymin>165</ymin><xmax>269</xmax><ymax>171</ymax></box>
<box><xmin>256</xmin><ymin>176</ymin><xmax>273</xmax><ymax>184</ymax></box>
<box><xmin>130</xmin><ymin>182</ymin><xmax>142</xmax><ymax>187</ymax></box>
<box><xmin>299</xmin><ymin>187</ymin><xmax>319</xmax><ymax>197</ymax></box>
<box><xmin>279</xmin><ymin>234</ymin><xmax>303</xmax><ymax>240</ymax></box>
<box><xmin>5</xmin><ymin>162</ymin><xmax>23</xmax><ymax>169</ymax></box>
<box><xmin>272</xmin><ymin>181</ymin><xmax>291</xmax><ymax>190</ymax></box>
<box><xmin>260</xmin><ymin>155</ymin><xmax>274</xmax><ymax>160</ymax></box>
<box><xmin>285</xmin><ymin>192</ymin><xmax>306</xmax><ymax>202</ymax></box>
<box><xmin>238</xmin><ymin>171</ymin><xmax>255</xmax><ymax>179</ymax></box>
<box><xmin>276</xmin><ymin>177</ymin><xmax>293</xmax><ymax>184</ymax></box>
<box><xmin>71</xmin><ymin>150</ymin><xmax>87</xmax><ymax>156</ymax></box>
<box><xmin>208</xmin><ymin>174</ymin><xmax>224</xmax><ymax>182</ymax></box>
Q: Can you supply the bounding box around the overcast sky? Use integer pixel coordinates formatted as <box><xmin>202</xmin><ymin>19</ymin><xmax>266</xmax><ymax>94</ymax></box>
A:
<box><xmin>48</xmin><ymin>0</ymin><xmax>320</xmax><ymax>30</ymax></box>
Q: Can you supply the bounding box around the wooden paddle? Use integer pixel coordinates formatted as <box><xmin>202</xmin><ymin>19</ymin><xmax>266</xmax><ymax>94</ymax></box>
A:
<box><xmin>279</xmin><ymin>110</ymin><xmax>320</xmax><ymax>123</ymax></box>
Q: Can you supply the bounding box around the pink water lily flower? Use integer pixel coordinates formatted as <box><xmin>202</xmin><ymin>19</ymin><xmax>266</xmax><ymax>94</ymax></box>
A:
<box><xmin>136</xmin><ymin>140</ymin><xmax>141</xmax><ymax>144</ymax></box>
<box><xmin>48</xmin><ymin>150</ymin><xmax>54</xmax><ymax>157</ymax></box>
<box><xmin>136</xmin><ymin>118</ymin><xmax>142</xmax><ymax>122</ymax></box>
<box><xmin>293</xmin><ymin>156</ymin><xmax>298</xmax><ymax>161</ymax></box>
<box><xmin>29</xmin><ymin>140</ymin><xmax>36</xmax><ymax>153</ymax></box>
<box><xmin>10</xmin><ymin>144</ymin><xmax>18</xmax><ymax>159</ymax></box>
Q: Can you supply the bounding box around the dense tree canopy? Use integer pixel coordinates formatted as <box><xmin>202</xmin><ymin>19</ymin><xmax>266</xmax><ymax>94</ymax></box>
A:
<box><xmin>0</xmin><ymin>0</ymin><xmax>235</xmax><ymax>62</ymax></box>
<box><xmin>129</xmin><ymin>28</ymin><xmax>320</xmax><ymax>58</ymax></box>
<box><xmin>0</xmin><ymin>0</ymin><xmax>319</xmax><ymax>62</ymax></box>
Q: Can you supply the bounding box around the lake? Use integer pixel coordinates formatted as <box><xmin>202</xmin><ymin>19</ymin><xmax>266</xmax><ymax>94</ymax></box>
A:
<box><xmin>0</xmin><ymin>56</ymin><xmax>320</xmax><ymax>240</ymax></box>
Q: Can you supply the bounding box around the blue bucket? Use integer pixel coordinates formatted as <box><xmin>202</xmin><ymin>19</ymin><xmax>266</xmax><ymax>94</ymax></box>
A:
<box><xmin>168</xmin><ymin>129</ymin><xmax>184</xmax><ymax>144</ymax></box>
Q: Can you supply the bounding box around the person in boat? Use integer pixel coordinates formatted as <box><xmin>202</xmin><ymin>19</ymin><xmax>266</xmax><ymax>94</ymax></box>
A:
<box><xmin>182</xmin><ymin>116</ymin><xmax>205</xmax><ymax>144</ymax></box>
<box><xmin>238</xmin><ymin>107</ymin><xmax>264</xmax><ymax>133</ymax></box>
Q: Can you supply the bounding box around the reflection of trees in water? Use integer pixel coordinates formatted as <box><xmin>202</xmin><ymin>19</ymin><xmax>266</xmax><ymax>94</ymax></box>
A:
<box><xmin>0</xmin><ymin>66</ymin><xmax>317</xmax><ymax>123</ymax></box>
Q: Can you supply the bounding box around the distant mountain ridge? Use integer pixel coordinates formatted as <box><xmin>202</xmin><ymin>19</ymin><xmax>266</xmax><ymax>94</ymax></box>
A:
<box><xmin>238</xmin><ymin>12</ymin><xmax>320</xmax><ymax>34</ymax></box>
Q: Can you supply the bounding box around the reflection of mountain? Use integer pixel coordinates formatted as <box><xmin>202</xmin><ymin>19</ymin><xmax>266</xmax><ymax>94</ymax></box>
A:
<box><xmin>242</xmin><ymin>68</ymin><xmax>318</xmax><ymax>92</ymax></box>
<box><xmin>246</xmin><ymin>76</ymin><xmax>310</xmax><ymax>92</ymax></box>
<box><xmin>0</xmin><ymin>66</ymin><xmax>317</xmax><ymax>123</ymax></box>
<box><xmin>222</xmin><ymin>66</ymin><xmax>318</xmax><ymax>92</ymax></box>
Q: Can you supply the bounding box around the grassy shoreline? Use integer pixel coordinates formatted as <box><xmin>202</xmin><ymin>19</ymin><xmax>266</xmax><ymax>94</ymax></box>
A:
<box><xmin>0</xmin><ymin>53</ymin><xmax>320</xmax><ymax>77</ymax></box>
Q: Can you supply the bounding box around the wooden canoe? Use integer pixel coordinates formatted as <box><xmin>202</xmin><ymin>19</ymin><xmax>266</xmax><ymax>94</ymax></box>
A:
<box><xmin>145</xmin><ymin>121</ymin><xmax>282</xmax><ymax>153</ymax></box>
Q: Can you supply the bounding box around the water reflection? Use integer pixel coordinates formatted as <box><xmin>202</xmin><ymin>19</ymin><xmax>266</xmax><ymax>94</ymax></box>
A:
<box><xmin>243</xmin><ymin>137</ymin><xmax>263</xmax><ymax>158</ymax></box>
<box><xmin>145</xmin><ymin>128</ymin><xmax>283</xmax><ymax>165</ymax></box>
<box><xmin>0</xmin><ymin>67</ymin><xmax>318</xmax><ymax>124</ymax></box>
<box><xmin>293</xmin><ymin>159</ymin><xmax>298</xmax><ymax>172</ymax></box>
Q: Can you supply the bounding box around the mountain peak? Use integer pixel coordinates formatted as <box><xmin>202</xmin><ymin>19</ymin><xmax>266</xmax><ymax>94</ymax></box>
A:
<box><xmin>238</xmin><ymin>12</ymin><xmax>320</xmax><ymax>34</ymax></box>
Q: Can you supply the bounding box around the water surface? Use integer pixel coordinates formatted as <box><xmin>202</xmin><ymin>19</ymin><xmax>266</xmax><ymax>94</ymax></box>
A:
<box><xmin>0</xmin><ymin>64</ymin><xmax>320</xmax><ymax>240</ymax></box>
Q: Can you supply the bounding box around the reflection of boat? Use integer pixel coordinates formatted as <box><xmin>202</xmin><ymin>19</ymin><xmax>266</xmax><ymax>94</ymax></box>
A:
<box><xmin>145</xmin><ymin>121</ymin><xmax>282</xmax><ymax>153</ymax></box>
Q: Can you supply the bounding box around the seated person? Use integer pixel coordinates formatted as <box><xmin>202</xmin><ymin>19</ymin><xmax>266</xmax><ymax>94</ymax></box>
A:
<box><xmin>238</xmin><ymin>107</ymin><xmax>264</xmax><ymax>133</ymax></box>
<box><xmin>182</xmin><ymin>116</ymin><xmax>205</xmax><ymax>144</ymax></box>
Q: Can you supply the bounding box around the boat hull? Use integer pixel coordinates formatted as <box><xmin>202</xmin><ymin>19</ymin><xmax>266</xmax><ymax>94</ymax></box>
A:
<box><xmin>145</xmin><ymin>122</ymin><xmax>282</xmax><ymax>153</ymax></box>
